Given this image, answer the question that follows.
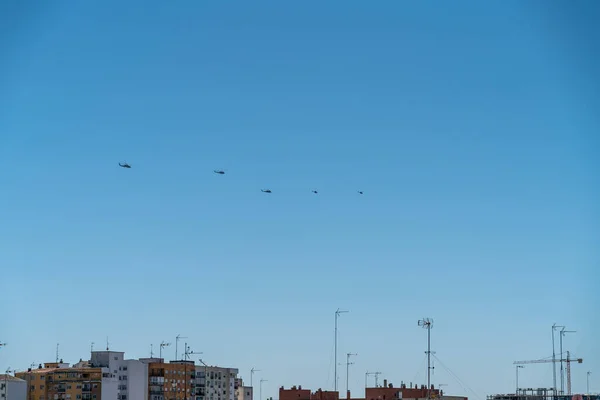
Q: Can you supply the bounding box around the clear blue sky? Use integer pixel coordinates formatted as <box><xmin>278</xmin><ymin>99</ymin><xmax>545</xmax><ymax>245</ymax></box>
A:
<box><xmin>1</xmin><ymin>1</ymin><xmax>598</xmax><ymax>399</ymax></box>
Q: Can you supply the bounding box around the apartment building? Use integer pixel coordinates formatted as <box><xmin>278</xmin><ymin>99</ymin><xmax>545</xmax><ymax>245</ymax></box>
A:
<box><xmin>90</xmin><ymin>351</ymin><xmax>148</xmax><ymax>400</ymax></box>
<box><xmin>234</xmin><ymin>380</ymin><xmax>251</xmax><ymax>400</ymax></box>
<box><xmin>16</xmin><ymin>362</ymin><xmax>114</xmax><ymax>400</ymax></box>
<box><xmin>143</xmin><ymin>359</ymin><xmax>195</xmax><ymax>400</ymax></box>
<box><xmin>194</xmin><ymin>366</ymin><xmax>238</xmax><ymax>400</ymax></box>
<box><xmin>1</xmin><ymin>374</ymin><xmax>27</xmax><ymax>400</ymax></box>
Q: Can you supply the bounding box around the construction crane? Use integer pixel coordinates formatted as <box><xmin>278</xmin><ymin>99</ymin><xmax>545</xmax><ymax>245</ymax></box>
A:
<box><xmin>514</xmin><ymin>352</ymin><xmax>583</xmax><ymax>395</ymax></box>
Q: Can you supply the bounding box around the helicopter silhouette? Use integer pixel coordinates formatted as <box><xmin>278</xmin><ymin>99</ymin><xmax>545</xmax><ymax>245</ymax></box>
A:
<box><xmin>312</xmin><ymin>190</ymin><xmax>318</xmax><ymax>194</ymax></box>
<box><xmin>261</xmin><ymin>189</ymin><xmax>272</xmax><ymax>193</ymax></box>
<box><xmin>119</xmin><ymin>162</ymin><xmax>131</xmax><ymax>169</ymax></box>
<box><xmin>357</xmin><ymin>191</ymin><xmax>363</xmax><ymax>195</ymax></box>
<box><xmin>213</xmin><ymin>170</ymin><xmax>225</xmax><ymax>175</ymax></box>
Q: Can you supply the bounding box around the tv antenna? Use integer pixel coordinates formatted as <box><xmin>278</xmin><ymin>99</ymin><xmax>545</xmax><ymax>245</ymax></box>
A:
<box><xmin>56</xmin><ymin>343</ymin><xmax>60</xmax><ymax>363</ymax></box>
<box><xmin>334</xmin><ymin>308</ymin><xmax>349</xmax><ymax>392</ymax></box>
<box><xmin>346</xmin><ymin>353</ymin><xmax>357</xmax><ymax>394</ymax></box>
<box><xmin>175</xmin><ymin>334</ymin><xmax>187</xmax><ymax>360</ymax></box>
<box><xmin>159</xmin><ymin>341</ymin><xmax>171</xmax><ymax>359</ymax></box>
<box><xmin>418</xmin><ymin>318</ymin><xmax>434</xmax><ymax>397</ymax></box>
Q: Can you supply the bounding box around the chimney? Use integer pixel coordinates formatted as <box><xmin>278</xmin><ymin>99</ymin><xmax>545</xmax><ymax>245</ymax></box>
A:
<box><xmin>347</xmin><ymin>390</ymin><xmax>351</xmax><ymax>400</ymax></box>
<box><xmin>384</xmin><ymin>380</ymin><xmax>387</xmax><ymax>388</ymax></box>
<box><xmin>389</xmin><ymin>383</ymin><xmax>393</xmax><ymax>389</ymax></box>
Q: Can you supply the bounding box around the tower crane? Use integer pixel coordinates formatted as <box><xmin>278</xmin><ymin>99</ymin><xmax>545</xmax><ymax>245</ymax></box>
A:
<box><xmin>514</xmin><ymin>352</ymin><xmax>583</xmax><ymax>395</ymax></box>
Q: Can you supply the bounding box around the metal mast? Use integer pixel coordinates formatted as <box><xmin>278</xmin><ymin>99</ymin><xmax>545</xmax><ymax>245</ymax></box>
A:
<box><xmin>346</xmin><ymin>353</ymin><xmax>357</xmax><ymax>396</ymax></box>
<box><xmin>334</xmin><ymin>308</ymin><xmax>348</xmax><ymax>392</ymax></box>
<box><xmin>418</xmin><ymin>318</ymin><xmax>434</xmax><ymax>397</ymax></box>
<box><xmin>175</xmin><ymin>334</ymin><xmax>187</xmax><ymax>360</ymax></box>
<box><xmin>251</xmin><ymin>368</ymin><xmax>261</xmax><ymax>400</ymax></box>
<box><xmin>587</xmin><ymin>371</ymin><xmax>592</xmax><ymax>395</ymax></box>
<box><xmin>160</xmin><ymin>341</ymin><xmax>171</xmax><ymax>360</ymax></box>
<box><xmin>260</xmin><ymin>379</ymin><xmax>267</xmax><ymax>400</ymax></box>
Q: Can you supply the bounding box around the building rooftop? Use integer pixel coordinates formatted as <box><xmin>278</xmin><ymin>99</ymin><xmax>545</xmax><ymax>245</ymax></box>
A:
<box><xmin>0</xmin><ymin>374</ymin><xmax>26</xmax><ymax>382</ymax></box>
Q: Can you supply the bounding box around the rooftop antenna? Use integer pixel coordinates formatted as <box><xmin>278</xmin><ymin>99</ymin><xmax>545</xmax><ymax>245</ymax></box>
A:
<box><xmin>346</xmin><ymin>353</ymin><xmax>357</xmax><ymax>395</ymax></box>
<box><xmin>251</xmin><ymin>367</ymin><xmax>261</xmax><ymax>400</ymax></box>
<box><xmin>150</xmin><ymin>344</ymin><xmax>154</xmax><ymax>358</ymax></box>
<box><xmin>260</xmin><ymin>378</ymin><xmax>268</xmax><ymax>400</ymax></box>
<box><xmin>175</xmin><ymin>334</ymin><xmax>187</xmax><ymax>360</ymax></box>
<box><xmin>106</xmin><ymin>337</ymin><xmax>110</xmax><ymax>351</ymax></box>
<box><xmin>365</xmin><ymin>372</ymin><xmax>382</xmax><ymax>388</ymax></box>
<box><xmin>56</xmin><ymin>343</ymin><xmax>60</xmax><ymax>363</ymax></box>
<box><xmin>334</xmin><ymin>308</ymin><xmax>349</xmax><ymax>392</ymax></box>
<box><xmin>159</xmin><ymin>341</ymin><xmax>171</xmax><ymax>360</ymax></box>
<box><xmin>418</xmin><ymin>318</ymin><xmax>434</xmax><ymax>398</ymax></box>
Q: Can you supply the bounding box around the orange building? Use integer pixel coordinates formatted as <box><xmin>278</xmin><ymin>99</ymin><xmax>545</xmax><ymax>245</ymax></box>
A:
<box><xmin>16</xmin><ymin>363</ymin><xmax>106</xmax><ymax>400</ymax></box>
<box><xmin>146</xmin><ymin>360</ymin><xmax>195</xmax><ymax>400</ymax></box>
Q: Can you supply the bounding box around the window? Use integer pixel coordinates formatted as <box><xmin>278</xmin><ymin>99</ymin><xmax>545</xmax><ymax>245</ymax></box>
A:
<box><xmin>123</xmin><ymin>367</ymin><xmax>127</xmax><ymax>371</ymax></box>
<box><xmin>114</xmin><ymin>357</ymin><xmax>118</xmax><ymax>361</ymax></box>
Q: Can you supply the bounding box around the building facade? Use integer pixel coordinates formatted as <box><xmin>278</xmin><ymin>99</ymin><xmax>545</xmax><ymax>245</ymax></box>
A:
<box><xmin>1</xmin><ymin>374</ymin><xmax>27</xmax><ymax>400</ymax></box>
<box><xmin>90</xmin><ymin>351</ymin><xmax>149</xmax><ymax>400</ymax></box>
<box><xmin>144</xmin><ymin>359</ymin><xmax>195</xmax><ymax>400</ymax></box>
<box><xmin>234</xmin><ymin>380</ymin><xmax>251</xmax><ymax>400</ymax></box>
<box><xmin>194</xmin><ymin>367</ymin><xmax>238</xmax><ymax>400</ymax></box>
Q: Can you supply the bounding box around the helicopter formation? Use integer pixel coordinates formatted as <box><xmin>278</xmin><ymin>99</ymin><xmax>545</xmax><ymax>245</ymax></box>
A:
<box><xmin>118</xmin><ymin>162</ymin><xmax>364</xmax><ymax>195</ymax></box>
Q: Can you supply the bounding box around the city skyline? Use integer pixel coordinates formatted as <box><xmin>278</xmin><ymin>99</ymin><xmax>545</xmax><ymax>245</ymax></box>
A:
<box><xmin>1</xmin><ymin>1</ymin><xmax>598</xmax><ymax>400</ymax></box>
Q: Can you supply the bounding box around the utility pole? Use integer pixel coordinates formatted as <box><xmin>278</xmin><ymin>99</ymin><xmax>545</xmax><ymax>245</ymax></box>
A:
<box><xmin>552</xmin><ymin>324</ymin><xmax>564</xmax><ymax>397</ymax></box>
<box><xmin>559</xmin><ymin>328</ymin><xmax>576</xmax><ymax>394</ymax></box>
<box><xmin>418</xmin><ymin>318</ymin><xmax>434</xmax><ymax>398</ymax></box>
<box><xmin>587</xmin><ymin>371</ymin><xmax>591</xmax><ymax>395</ymax></box>
<box><xmin>260</xmin><ymin>379</ymin><xmax>267</xmax><ymax>400</ymax></box>
<box><xmin>251</xmin><ymin>368</ymin><xmax>261</xmax><ymax>400</ymax></box>
<box><xmin>160</xmin><ymin>341</ymin><xmax>171</xmax><ymax>360</ymax></box>
<box><xmin>346</xmin><ymin>353</ymin><xmax>357</xmax><ymax>396</ymax></box>
<box><xmin>516</xmin><ymin>366</ymin><xmax>524</xmax><ymax>397</ymax></box>
<box><xmin>334</xmin><ymin>309</ymin><xmax>348</xmax><ymax>392</ymax></box>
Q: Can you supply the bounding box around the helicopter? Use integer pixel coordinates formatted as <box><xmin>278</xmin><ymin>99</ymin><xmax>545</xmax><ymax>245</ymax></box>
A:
<box><xmin>119</xmin><ymin>162</ymin><xmax>131</xmax><ymax>169</ymax></box>
<box><xmin>357</xmin><ymin>191</ymin><xmax>364</xmax><ymax>195</ymax></box>
<box><xmin>312</xmin><ymin>190</ymin><xmax>318</xmax><ymax>194</ymax></box>
<box><xmin>213</xmin><ymin>170</ymin><xmax>225</xmax><ymax>175</ymax></box>
<box><xmin>261</xmin><ymin>189</ymin><xmax>272</xmax><ymax>193</ymax></box>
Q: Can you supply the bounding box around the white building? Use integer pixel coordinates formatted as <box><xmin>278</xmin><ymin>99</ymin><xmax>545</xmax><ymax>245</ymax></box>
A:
<box><xmin>91</xmin><ymin>351</ymin><xmax>149</xmax><ymax>400</ymax></box>
<box><xmin>0</xmin><ymin>374</ymin><xmax>26</xmax><ymax>400</ymax></box>
<box><xmin>194</xmin><ymin>367</ymin><xmax>239</xmax><ymax>400</ymax></box>
<box><xmin>234</xmin><ymin>379</ymin><xmax>252</xmax><ymax>400</ymax></box>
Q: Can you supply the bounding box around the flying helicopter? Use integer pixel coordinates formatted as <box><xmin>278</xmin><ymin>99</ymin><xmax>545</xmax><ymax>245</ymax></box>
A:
<box><xmin>119</xmin><ymin>162</ymin><xmax>131</xmax><ymax>168</ymax></box>
<box><xmin>312</xmin><ymin>190</ymin><xmax>318</xmax><ymax>194</ymax></box>
<box><xmin>357</xmin><ymin>191</ymin><xmax>364</xmax><ymax>195</ymax></box>
<box><xmin>213</xmin><ymin>170</ymin><xmax>225</xmax><ymax>175</ymax></box>
<box><xmin>261</xmin><ymin>189</ymin><xmax>272</xmax><ymax>193</ymax></box>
